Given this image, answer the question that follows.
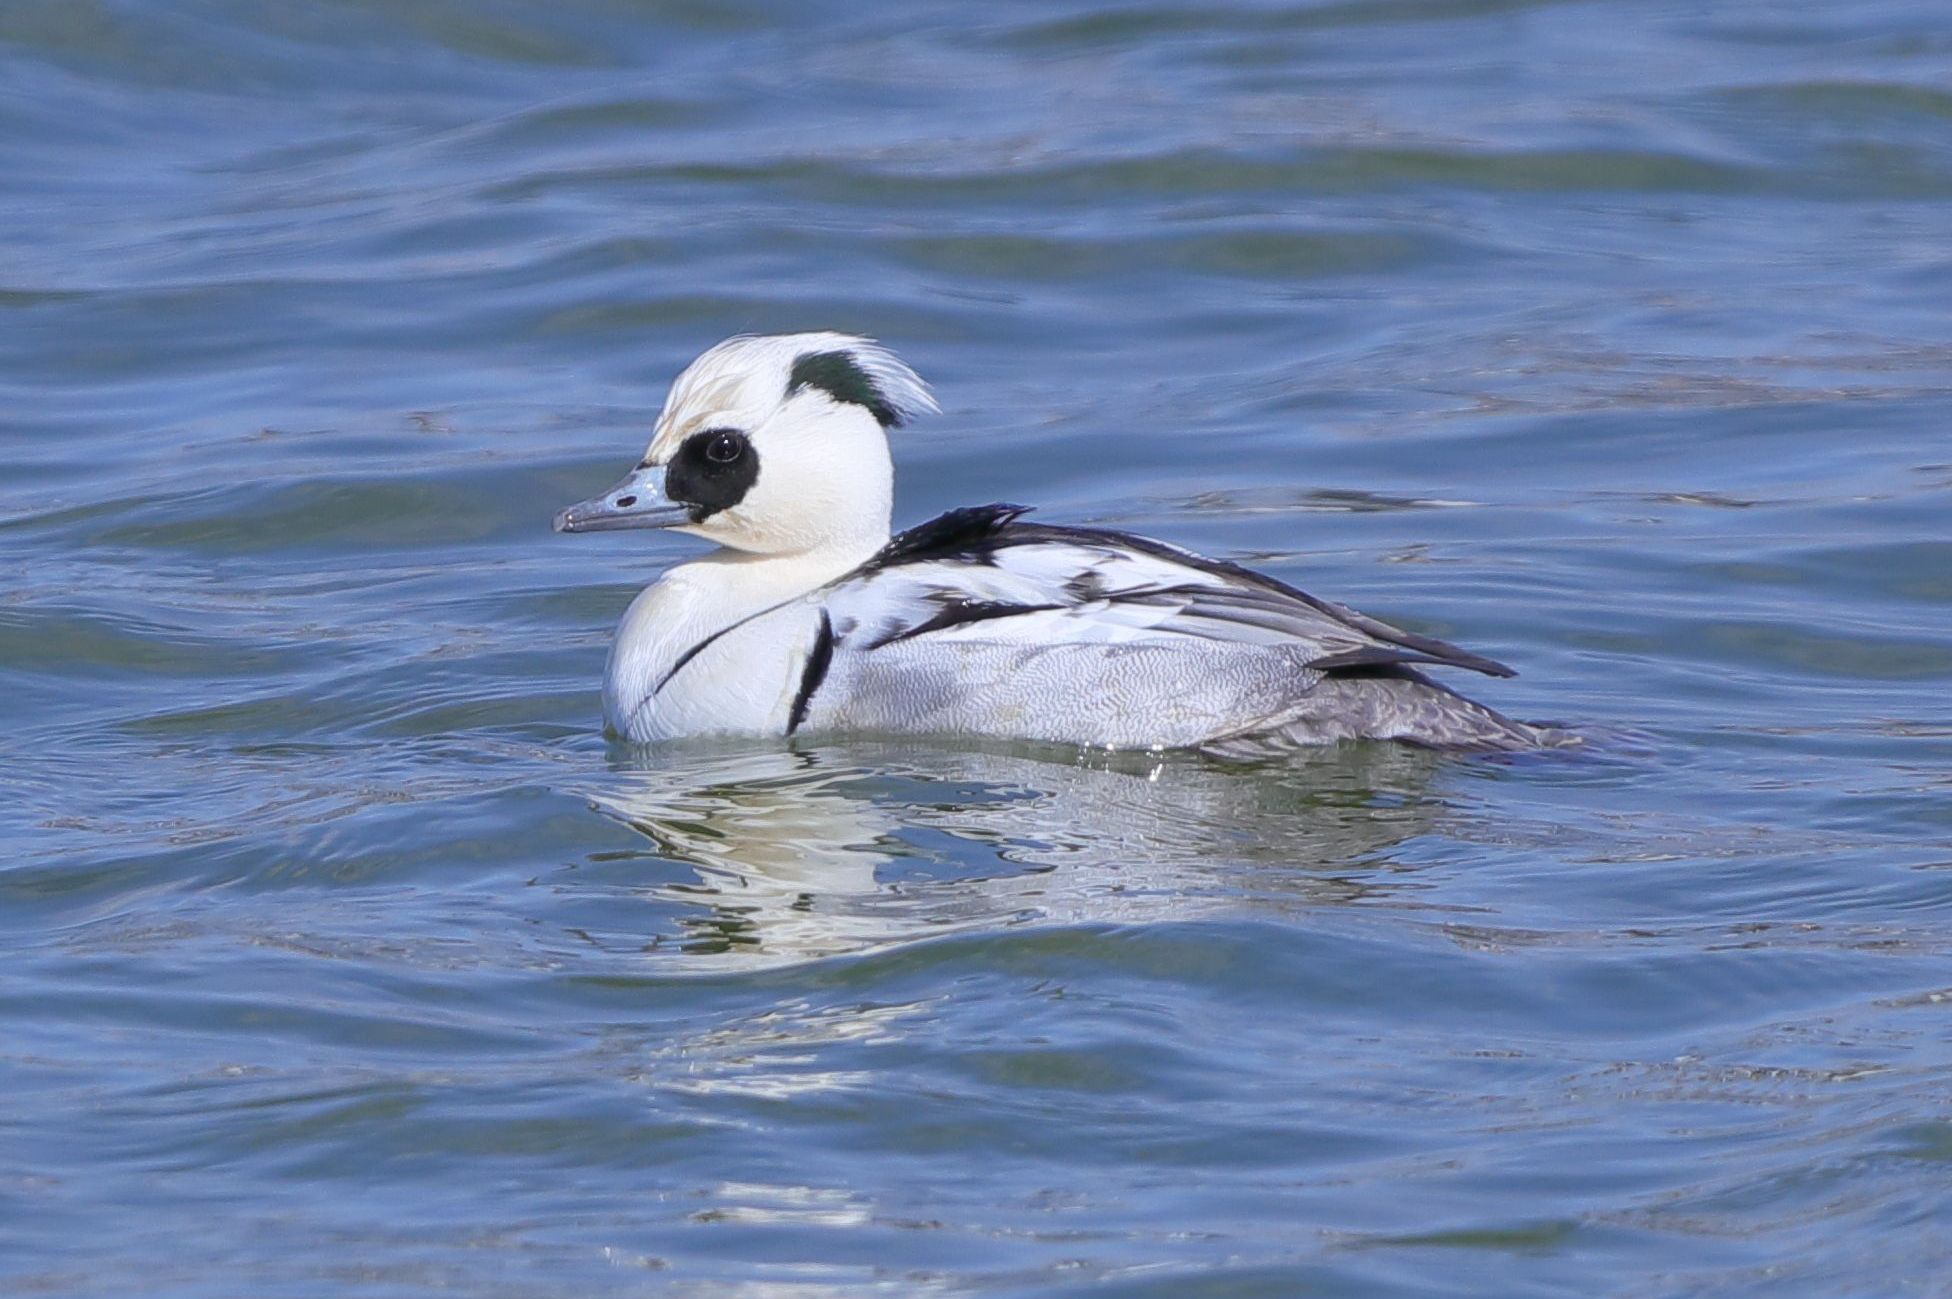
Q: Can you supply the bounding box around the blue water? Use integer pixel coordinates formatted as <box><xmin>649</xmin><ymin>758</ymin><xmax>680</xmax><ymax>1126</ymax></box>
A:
<box><xmin>4</xmin><ymin>2</ymin><xmax>1951</xmax><ymax>1294</ymax></box>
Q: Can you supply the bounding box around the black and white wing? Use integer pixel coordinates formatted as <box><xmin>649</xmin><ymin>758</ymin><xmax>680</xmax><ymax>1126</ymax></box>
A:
<box><xmin>793</xmin><ymin>505</ymin><xmax>1517</xmax><ymax>749</ymax></box>
<box><xmin>823</xmin><ymin>504</ymin><xmax>1513</xmax><ymax>675</ymax></box>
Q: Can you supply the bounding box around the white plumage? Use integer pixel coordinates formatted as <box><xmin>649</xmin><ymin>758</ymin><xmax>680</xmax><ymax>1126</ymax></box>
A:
<box><xmin>556</xmin><ymin>334</ymin><xmax>1548</xmax><ymax>754</ymax></box>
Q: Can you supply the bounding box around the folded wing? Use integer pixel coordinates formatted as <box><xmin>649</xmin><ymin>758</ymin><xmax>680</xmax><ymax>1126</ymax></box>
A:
<box><xmin>820</xmin><ymin>504</ymin><xmax>1515</xmax><ymax>678</ymax></box>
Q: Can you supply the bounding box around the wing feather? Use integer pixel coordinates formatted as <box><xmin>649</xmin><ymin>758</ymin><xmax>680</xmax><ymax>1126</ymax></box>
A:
<box><xmin>820</xmin><ymin>507</ymin><xmax>1515</xmax><ymax>679</ymax></box>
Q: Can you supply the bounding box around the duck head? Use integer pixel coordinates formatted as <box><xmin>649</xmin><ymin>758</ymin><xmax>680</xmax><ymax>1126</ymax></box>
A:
<box><xmin>554</xmin><ymin>332</ymin><xmax>936</xmax><ymax>556</ymax></box>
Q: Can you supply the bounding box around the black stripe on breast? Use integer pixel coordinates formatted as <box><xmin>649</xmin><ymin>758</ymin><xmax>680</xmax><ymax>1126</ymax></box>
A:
<box><xmin>786</xmin><ymin>611</ymin><xmax>836</xmax><ymax>736</ymax></box>
<box><xmin>655</xmin><ymin>628</ymin><xmax>725</xmax><ymax>695</ymax></box>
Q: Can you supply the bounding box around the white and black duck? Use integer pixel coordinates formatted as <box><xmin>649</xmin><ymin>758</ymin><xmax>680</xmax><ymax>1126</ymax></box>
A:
<box><xmin>555</xmin><ymin>332</ymin><xmax>1551</xmax><ymax>754</ymax></box>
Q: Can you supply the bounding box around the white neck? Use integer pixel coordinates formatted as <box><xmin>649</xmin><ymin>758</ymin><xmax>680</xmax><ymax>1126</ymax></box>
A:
<box><xmin>674</xmin><ymin>534</ymin><xmax>886</xmax><ymax>610</ymax></box>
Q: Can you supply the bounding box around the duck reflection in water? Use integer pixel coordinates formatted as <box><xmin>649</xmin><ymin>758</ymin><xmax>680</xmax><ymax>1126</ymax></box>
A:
<box><xmin>576</xmin><ymin>740</ymin><xmax>1459</xmax><ymax>966</ymax></box>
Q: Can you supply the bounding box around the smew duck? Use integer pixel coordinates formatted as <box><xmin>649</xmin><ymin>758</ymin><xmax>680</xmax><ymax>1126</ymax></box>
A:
<box><xmin>555</xmin><ymin>333</ymin><xmax>1548</xmax><ymax>754</ymax></box>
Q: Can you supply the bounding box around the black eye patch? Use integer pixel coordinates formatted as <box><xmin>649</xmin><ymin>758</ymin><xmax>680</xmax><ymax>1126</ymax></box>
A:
<box><xmin>664</xmin><ymin>427</ymin><xmax>758</xmax><ymax>520</ymax></box>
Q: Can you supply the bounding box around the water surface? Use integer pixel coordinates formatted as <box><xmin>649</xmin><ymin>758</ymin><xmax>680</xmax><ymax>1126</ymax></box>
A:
<box><xmin>4</xmin><ymin>1</ymin><xmax>1951</xmax><ymax>1294</ymax></box>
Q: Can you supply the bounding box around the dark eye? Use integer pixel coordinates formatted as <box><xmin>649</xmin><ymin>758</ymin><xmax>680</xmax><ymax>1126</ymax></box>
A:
<box><xmin>705</xmin><ymin>431</ymin><xmax>745</xmax><ymax>465</ymax></box>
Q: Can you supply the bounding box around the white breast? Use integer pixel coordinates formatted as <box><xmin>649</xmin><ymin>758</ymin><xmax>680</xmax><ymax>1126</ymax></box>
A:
<box><xmin>603</xmin><ymin>551</ymin><xmax>858</xmax><ymax>743</ymax></box>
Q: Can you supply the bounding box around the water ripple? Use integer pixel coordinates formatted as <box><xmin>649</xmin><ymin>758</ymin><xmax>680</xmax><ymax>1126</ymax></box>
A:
<box><xmin>4</xmin><ymin>0</ymin><xmax>1952</xmax><ymax>1294</ymax></box>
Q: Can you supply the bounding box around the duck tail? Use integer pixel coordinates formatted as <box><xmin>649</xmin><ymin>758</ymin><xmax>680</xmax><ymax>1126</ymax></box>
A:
<box><xmin>1206</xmin><ymin>666</ymin><xmax>1567</xmax><ymax>757</ymax></box>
